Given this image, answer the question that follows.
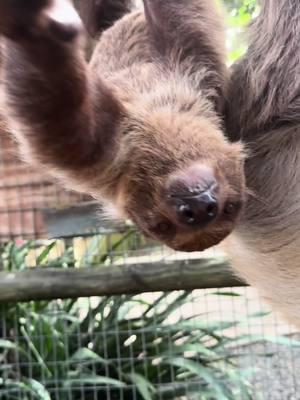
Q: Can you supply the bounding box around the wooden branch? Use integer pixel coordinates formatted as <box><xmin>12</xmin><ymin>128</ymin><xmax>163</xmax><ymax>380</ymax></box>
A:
<box><xmin>0</xmin><ymin>258</ymin><xmax>246</xmax><ymax>302</ymax></box>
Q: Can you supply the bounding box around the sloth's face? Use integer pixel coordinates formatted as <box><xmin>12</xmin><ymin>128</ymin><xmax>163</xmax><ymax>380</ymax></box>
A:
<box><xmin>116</xmin><ymin>113</ymin><xmax>246</xmax><ymax>252</ymax></box>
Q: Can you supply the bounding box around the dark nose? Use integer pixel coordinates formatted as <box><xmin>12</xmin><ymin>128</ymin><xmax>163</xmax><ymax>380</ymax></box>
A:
<box><xmin>166</xmin><ymin>164</ymin><xmax>219</xmax><ymax>227</ymax></box>
<box><xmin>175</xmin><ymin>191</ymin><xmax>218</xmax><ymax>226</ymax></box>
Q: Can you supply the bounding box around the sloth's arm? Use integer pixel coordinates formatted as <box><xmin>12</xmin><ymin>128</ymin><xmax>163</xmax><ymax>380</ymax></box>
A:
<box><xmin>143</xmin><ymin>0</ymin><xmax>228</xmax><ymax>108</ymax></box>
<box><xmin>0</xmin><ymin>0</ymin><xmax>123</xmax><ymax>174</ymax></box>
<box><xmin>226</xmin><ymin>0</ymin><xmax>300</xmax><ymax>140</ymax></box>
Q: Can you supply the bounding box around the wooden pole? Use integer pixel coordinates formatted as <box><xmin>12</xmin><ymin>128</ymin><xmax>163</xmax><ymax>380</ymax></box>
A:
<box><xmin>0</xmin><ymin>258</ymin><xmax>246</xmax><ymax>302</ymax></box>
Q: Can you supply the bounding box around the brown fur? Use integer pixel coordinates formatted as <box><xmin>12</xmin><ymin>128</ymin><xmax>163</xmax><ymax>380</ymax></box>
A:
<box><xmin>0</xmin><ymin>0</ymin><xmax>245</xmax><ymax>252</ymax></box>
<box><xmin>79</xmin><ymin>0</ymin><xmax>133</xmax><ymax>37</ymax></box>
<box><xmin>75</xmin><ymin>0</ymin><xmax>300</xmax><ymax>322</ymax></box>
<box><xmin>224</xmin><ymin>0</ymin><xmax>300</xmax><ymax>324</ymax></box>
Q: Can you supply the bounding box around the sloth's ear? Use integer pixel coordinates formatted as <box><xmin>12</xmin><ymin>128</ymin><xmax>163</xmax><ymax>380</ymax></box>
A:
<box><xmin>78</xmin><ymin>0</ymin><xmax>133</xmax><ymax>38</ymax></box>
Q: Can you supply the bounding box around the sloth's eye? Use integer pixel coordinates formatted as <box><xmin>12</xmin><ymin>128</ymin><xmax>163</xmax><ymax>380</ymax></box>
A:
<box><xmin>157</xmin><ymin>222</ymin><xmax>172</xmax><ymax>233</ymax></box>
<box><xmin>224</xmin><ymin>201</ymin><xmax>241</xmax><ymax>216</ymax></box>
<box><xmin>150</xmin><ymin>221</ymin><xmax>175</xmax><ymax>237</ymax></box>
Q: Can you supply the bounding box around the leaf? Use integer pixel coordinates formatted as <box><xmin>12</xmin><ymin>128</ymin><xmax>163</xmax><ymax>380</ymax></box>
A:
<box><xmin>247</xmin><ymin>312</ymin><xmax>271</xmax><ymax>319</ymax></box>
<box><xmin>143</xmin><ymin>293</ymin><xmax>170</xmax><ymax>318</ymax></box>
<box><xmin>253</xmin><ymin>335</ymin><xmax>300</xmax><ymax>347</ymax></box>
<box><xmin>163</xmin><ymin>357</ymin><xmax>231</xmax><ymax>400</ymax></box>
<box><xmin>162</xmin><ymin>343</ymin><xmax>219</xmax><ymax>359</ymax></box>
<box><xmin>3</xmin><ymin>379</ymin><xmax>29</xmax><ymax>392</ymax></box>
<box><xmin>172</xmin><ymin>319</ymin><xmax>240</xmax><ymax>332</ymax></box>
<box><xmin>128</xmin><ymin>373</ymin><xmax>155</xmax><ymax>400</ymax></box>
<box><xmin>231</xmin><ymin>333</ymin><xmax>300</xmax><ymax>348</ymax></box>
<box><xmin>70</xmin><ymin>348</ymin><xmax>109</xmax><ymax>365</ymax></box>
<box><xmin>100</xmin><ymin>230</ymin><xmax>136</xmax><ymax>264</ymax></box>
<box><xmin>64</xmin><ymin>375</ymin><xmax>126</xmax><ymax>388</ymax></box>
<box><xmin>211</xmin><ymin>291</ymin><xmax>241</xmax><ymax>297</ymax></box>
<box><xmin>26</xmin><ymin>379</ymin><xmax>51</xmax><ymax>400</ymax></box>
<box><xmin>20</xmin><ymin>326</ymin><xmax>52</xmax><ymax>378</ymax></box>
<box><xmin>237</xmin><ymin>312</ymin><xmax>271</xmax><ymax>327</ymax></box>
<box><xmin>117</xmin><ymin>299</ymin><xmax>149</xmax><ymax>321</ymax></box>
<box><xmin>2</xmin><ymin>378</ymin><xmax>51</xmax><ymax>399</ymax></box>
<box><xmin>0</xmin><ymin>339</ymin><xmax>19</xmax><ymax>350</ymax></box>
<box><xmin>36</xmin><ymin>242</ymin><xmax>57</xmax><ymax>265</ymax></box>
<box><xmin>155</xmin><ymin>292</ymin><xmax>191</xmax><ymax>324</ymax></box>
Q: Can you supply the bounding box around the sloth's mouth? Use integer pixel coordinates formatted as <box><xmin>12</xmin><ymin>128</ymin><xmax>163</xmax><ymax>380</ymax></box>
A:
<box><xmin>139</xmin><ymin>199</ymin><xmax>243</xmax><ymax>252</ymax></box>
<box><xmin>150</xmin><ymin>200</ymin><xmax>241</xmax><ymax>234</ymax></box>
<box><xmin>170</xmin><ymin>229</ymin><xmax>232</xmax><ymax>252</ymax></box>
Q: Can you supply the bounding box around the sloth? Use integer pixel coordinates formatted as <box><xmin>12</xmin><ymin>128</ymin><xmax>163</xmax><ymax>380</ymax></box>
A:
<box><xmin>224</xmin><ymin>0</ymin><xmax>300</xmax><ymax>324</ymax></box>
<box><xmin>79</xmin><ymin>0</ymin><xmax>300</xmax><ymax>326</ymax></box>
<box><xmin>0</xmin><ymin>0</ymin><xmax>246</xmax><ymax>252</ymax></box>
<box><xmin>78</xmin><ymin>0</ymin><xmax>134</xmax><ymax>37</ymax></box>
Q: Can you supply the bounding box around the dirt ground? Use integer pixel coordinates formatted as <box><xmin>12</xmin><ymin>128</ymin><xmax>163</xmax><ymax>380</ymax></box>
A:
<box><xmin>237</xmin><ymin>335</ymin><xmax>300</xmax><ymax>400</ymax></box>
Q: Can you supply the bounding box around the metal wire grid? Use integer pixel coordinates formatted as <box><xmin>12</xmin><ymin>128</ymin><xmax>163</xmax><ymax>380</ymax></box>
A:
<box><xmin>0</xmin><ymin>287</ymin><xmax>299</xmax><ymax>400</ymax></box>
<box><xmin>0</xmin><ymin>132</ymin><xmax>88</xmax><ymax>241</ymax></box>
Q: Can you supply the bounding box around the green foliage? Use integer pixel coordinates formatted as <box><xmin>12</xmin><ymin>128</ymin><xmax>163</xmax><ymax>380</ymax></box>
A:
<box><xmin>0</xmin><ymin>292</ymin><xmax>257</xmax><ymax>399</ymax></box>
<box><xmin>222</xmin><ymin>0</ymin><xmax>259</xmax><ymax>63</ymax></box>
<box><xmin>1</xmin><ymin>238</ymin><xmax>298</xmax><ymax>400</ymax></box>
<box><xmin>0</xmin><ymin>240</ymin><xmax>259</xmax><ymax>400</ymax></box>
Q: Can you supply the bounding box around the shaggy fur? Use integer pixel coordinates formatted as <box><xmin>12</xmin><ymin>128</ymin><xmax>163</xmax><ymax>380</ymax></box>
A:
<box><xmin>79</xmin><ymin>0</ymin><xmax>134</xmax><ymax>37</ymax></box>
<box><xmin>224</xmin><ymin>0</ymin><xmax>300</xmax><ymax>324</ymax></box>
<box><xmin>0</xmin><ymin>0</ymin><xmax>245</xmax><ymax>252</ymax></box>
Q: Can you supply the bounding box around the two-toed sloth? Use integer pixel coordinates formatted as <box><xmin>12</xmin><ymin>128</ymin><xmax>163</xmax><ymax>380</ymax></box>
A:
<box><xmin>1</xmin><ymin>0</ymin><xmax>300</xmax><ymax>324</ymax></box>
<box><xmin>0</xmin><ymin>0</ymin><xmax>246</xmax><ymax>251</ymax></box>
<box><xmin>226</xmin><ymin>0</ymin><xmax>300</xmax><ymax>323</ymax></box>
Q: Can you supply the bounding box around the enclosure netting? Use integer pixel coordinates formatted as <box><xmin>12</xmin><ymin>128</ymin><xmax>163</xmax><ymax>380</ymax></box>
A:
<box><xmin>0</xmin><ymin>129</ymin><xmax>300</xmax><ymax>400</ymax></box>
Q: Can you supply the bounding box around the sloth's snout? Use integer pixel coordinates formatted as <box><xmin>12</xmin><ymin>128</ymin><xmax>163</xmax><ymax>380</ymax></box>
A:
<box><xmin>174</xmin><ymin>191</ymin><xmax>219</xmax><ymax>227</ymax></box>
<box><xmin>166</xmin><ymin>164</ymin><xmax>220</xmax><ymax>228</ymax></box>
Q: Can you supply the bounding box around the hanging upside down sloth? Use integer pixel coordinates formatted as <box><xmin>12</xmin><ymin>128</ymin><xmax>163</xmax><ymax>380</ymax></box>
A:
<box><xmin>0</xmin><ymin>0</ymin><xmax>300</xmax><ymax>324</ymax></box>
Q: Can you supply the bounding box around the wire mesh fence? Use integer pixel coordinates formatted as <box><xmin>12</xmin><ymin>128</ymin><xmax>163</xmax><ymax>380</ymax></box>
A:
<box><xmin>0</xmin><ymin>227</ymin><xmax>299</xmax><ymax>400</ymax></box>
<box><xmin>0</xmin><ymin>285</ymin><xmax>299</xmax><ymax>400</ymax></box>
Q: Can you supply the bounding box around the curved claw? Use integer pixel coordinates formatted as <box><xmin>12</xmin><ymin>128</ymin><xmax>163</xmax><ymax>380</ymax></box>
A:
<box><xmin>0</xmin><ymin>0</ymin><xmax>83</xmax><ymax>43</ymax></box>
<box><xmin>43</xmin><ymin>0</ymin><xmax>83</xmax><ymax>42</ymax></box>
